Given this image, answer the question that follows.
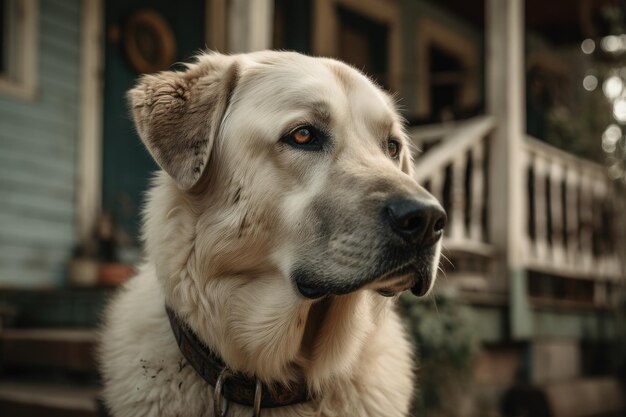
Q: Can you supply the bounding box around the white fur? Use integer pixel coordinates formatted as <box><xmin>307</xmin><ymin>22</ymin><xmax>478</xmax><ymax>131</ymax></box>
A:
<box><xmin>100</xmin><ymin>51</ymin><xmax>439</xmax><ymax>417</ymax></box>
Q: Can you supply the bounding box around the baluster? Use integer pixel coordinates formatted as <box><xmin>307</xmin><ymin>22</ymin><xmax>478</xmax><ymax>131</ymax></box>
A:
<box><xmin>578</xmin><ymin>173</ymin><xmax>593</xmax><ymax>273</ymax></box>
<box><xmin>593</xmin><ymin>178</ymin><xmax>607</xmax><ymax>276</ymax></box>
<box><xmin>430</xmin><ymin>171</ymin><xmax>445</xmax><ymax>236</ymax></box>
<box><xmin>429</xmin><ymin>171</ymin><xmax>444</xmax><ymax>206</ymax></box>
<box><xmin>516</xmin><ymin>150</ymin><xmax>532</xmax><ymax>262</ymax></box>
<box><xmin>449</xmin><ymin>153</ymin><xmax>466</xmax><ymax>241</ymax></box>
<box><xmin>609</xmin><ymin>187</ymin><xmax>621</xmax><ymax>277</ymax></box>
<box><xmin>534</xmin><ymin>156</ymin><xmax>548</xmax><ymax>263</ymax></box>
<box><xmin>469</xmin><ymin>142</ymin><xmax>485</xmax><ymax>243</ymax></box>
<box><xmin>565</xmin><ymin>168</ymin><xmax>580</xmax><ymax>265</ymax></box>
<box><xmin>520</xmin><ymin>149</ymin><xmax>532</xmax><ymax>262</ymax></box>
<box><xmin>550</xmin><ymin>162</ymin><xmax>565</xmax><ymax>265</ymax></box>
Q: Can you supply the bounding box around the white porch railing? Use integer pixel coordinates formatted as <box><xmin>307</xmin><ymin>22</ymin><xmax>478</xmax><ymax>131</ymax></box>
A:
<box><xmin>522</xmin><ymin>137</ymin><xmax>621</xmax><ymax>281</ymax></box>
<box><xmin>522</xmin><ymin>137</ymin><xmax>623</xmax><ymax>307</ymax></box>
<box><xmin>412</xmin><ymin>116</ymin><xmax>496</xmax><ymax>256</ymax></box>
<box><xmin>410</xmin><ymin>117</ymin><xmax>624</xmax><ymax>307</ymax></box>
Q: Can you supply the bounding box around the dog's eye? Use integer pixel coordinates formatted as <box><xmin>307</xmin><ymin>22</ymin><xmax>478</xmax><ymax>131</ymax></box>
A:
<box><xmin>293</xmin><ymin>127</ymin><xmax>313</xmax><ymax>144</ymax></box>
<box><xmin>387</xmin><ymin>139</ymin><xmax>400</xmax><ymax>159</ymax></box>
<box><xmin>282</xmin><ymin>125</ymin><xmax>324</xmax><ymax>150</ymax></box>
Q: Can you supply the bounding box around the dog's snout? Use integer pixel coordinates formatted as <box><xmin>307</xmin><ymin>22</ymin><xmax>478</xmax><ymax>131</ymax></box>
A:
<box><xmin>385</xmin><ymin>198</ymin><xmax>447</xmax><ymax>247</ymax></box>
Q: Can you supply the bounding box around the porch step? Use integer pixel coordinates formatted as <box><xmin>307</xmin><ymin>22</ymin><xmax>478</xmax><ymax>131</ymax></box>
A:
<box><xmin>0</xmin><ymin>380</ymin><xmax>100</xmax><ymax>417</ymax></box>
<box><xmin>503</xmin><ymin>377</ymin><xmax>625</xmax><ymax>417</ymax></box>
<box><xmin>1</xmin><ymin>328</ymin><xmax>98</xmax><ymax>373</ymax></box>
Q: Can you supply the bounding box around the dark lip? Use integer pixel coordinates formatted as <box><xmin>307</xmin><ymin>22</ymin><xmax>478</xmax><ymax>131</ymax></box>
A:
<box><xmin>372</xmin><ymin>263</ymin><xmax>431</xmax><ymax>297</ymax></box>
<box><xmin>295</xmin><ymin>246</ymin><xmax>437</xmax><ymax>299</ymax></box>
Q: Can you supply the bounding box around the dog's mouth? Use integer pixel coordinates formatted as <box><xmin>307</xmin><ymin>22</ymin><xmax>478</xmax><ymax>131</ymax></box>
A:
<box><xmin>367</xmin><ymin>263</ymin><xmax>431</xmax><ymax>297</ymax></box>
<box><xmin>294</xmin><ymin>259</ymin><xmax>434</xmax><ymax>300</ymax></box>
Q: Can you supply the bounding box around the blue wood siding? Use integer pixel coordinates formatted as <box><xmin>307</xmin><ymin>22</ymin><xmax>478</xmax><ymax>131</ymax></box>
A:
<box><xmin>0</xmin><ymin>0</ymin><xmax>81</xmax><ymax>287</ymax></box>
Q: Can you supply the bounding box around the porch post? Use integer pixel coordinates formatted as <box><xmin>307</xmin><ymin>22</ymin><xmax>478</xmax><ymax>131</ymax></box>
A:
<box><xmin>486</xmin><ymin>0</ymin><xmax>532</xmax><ymax>338</ymax></box>
<box><xmin>77</xmin><ymin>0</ymin><xmax>104</xmax><ymax>246</ymax></box>
<box><xmin>228</xmin><ymin>0</ymin><xmax>274</xmax><ymax>52</ymax></box>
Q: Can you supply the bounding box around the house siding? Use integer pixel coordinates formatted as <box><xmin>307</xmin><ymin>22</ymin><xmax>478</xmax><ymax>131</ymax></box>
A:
<box><xmin>0</xmin><ymin>0</ymin><xmax>81</xmax><ymax>287</ymax></box>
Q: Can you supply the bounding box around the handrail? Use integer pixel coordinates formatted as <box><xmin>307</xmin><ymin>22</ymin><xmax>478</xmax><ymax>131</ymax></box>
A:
<box><xmin>413</xmin><ymin>116</ymin><xmax>496</xmax><ymax>181</ymax></box>
<box><xmin>524</xmin><ymin>136</ymin><xmax>606</xmax><ymax>177</ymax></box>
<box><xmin>411</xmin><ymin>117</ymin><xmax>623</xmax><ymax>307</ymax></box>
<box><xmin>412</xmin><ymin>116</ymin><xmax>496</xmax><ymax>258</ymax></box>
<box><xmin>408</xmin><ymin>120</ymin><xmax>461</xmax><ymax>145</ymax></box>
<box><xmin>522</xmin><ymin>135</ymin><xmax>620</xmax><ymax>284</ymax></box>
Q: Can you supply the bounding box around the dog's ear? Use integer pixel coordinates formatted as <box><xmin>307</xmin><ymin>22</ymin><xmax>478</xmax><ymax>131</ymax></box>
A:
<box><xmin>128</xmin><ymin>54</ymin><xmax>239</xmax><ymax>190</ymax></box>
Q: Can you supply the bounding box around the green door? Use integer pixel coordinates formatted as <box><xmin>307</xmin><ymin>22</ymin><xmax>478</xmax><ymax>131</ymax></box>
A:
<box><xmin>102</xmin><ymin>0</ymin><xmax>206</xmax><ymax>245</ymax></box>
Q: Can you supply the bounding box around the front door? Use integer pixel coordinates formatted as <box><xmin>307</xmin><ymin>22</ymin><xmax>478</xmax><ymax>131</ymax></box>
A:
<box><xmin>102</xmin><ymin>0</ymin><xmax>206</xmax><ymax>247</ymax></box>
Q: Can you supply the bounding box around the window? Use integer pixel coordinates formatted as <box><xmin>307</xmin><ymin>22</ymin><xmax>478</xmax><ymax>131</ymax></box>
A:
<box><xmin>428</xmin><ymin>44</ymin><xmax>465</xmax><ymax>121</ymax></box>
<box><xmin>313</xmin><ymin>0</ymin><xmax>401</xmax><ymax>91</ymax></box>
<box><xmin>0</xmin><ymin>0</ymin><xmax>37</xmax><ymax>99</ymax></box>
<box><xmin>337</xmin><ymin>6</ymin><xmax>389</xmax><ymax>88</ymax></box>
<box><xmin>416</xmin><ymin>18</ymin><xmax>480</xmax><ymax>122</ymax></box>
<box><xmin>0</xmin><ymin>0</ymin><xmax>6</xmax><ymax>74</ymax></box>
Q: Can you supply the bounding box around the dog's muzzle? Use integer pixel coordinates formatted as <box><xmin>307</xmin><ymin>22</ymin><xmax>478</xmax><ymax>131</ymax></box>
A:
<box><xmin>295</xmin><ymin>196</ymin><xmax>446</xmax><ymax>299</ymax></box>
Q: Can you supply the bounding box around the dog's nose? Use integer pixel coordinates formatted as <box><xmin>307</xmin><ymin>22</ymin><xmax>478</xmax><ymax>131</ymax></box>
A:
<box><xmin>385</xmin><ymin>198</ymin><xmax>446</xmax><ymax>247</ymax></box>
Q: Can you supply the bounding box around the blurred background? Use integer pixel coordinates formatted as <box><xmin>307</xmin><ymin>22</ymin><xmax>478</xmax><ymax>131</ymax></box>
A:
<box><xmin>0</xmin><ymin>0</ymin><xmax>625</xmax><ymax>416</ymax></box>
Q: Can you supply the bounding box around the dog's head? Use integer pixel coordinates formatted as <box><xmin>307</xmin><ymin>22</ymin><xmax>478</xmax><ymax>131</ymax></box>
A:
<box><xmin>130</xmin><ymin>51</ymin><xmax>444</xmax><ymax>299</ymax></box>
<box><xmin>129</xmin><ymin>51</ymin><xmax>445</xmax><ymax>381</ymax></box>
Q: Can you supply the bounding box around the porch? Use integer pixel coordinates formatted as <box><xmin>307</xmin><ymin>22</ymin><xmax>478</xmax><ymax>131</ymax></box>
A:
<box><xmin>0</xmin><ymin>0</ymin><xmax>625</xmax><ymax>416</ymax></box>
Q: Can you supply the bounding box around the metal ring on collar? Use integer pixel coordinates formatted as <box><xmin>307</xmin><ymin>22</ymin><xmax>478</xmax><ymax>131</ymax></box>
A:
<box><xmin>213</xmin><ymin>367</ymin><xmax>231</xmax><ymax>417</ymax></box>
<box><xmin>252</xmin><ymin>378</ymin><xmax>262</xmax><ymax>417</ymax></box>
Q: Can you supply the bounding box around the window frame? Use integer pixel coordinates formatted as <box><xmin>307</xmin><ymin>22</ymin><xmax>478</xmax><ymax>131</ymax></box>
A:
<box><xmin>0</xmin><ymin>0</ymin><xmax>38</xmax><ymax>100</ymax></box>
<box><xmin>313</xmin><ymin>0</ymin><xmax>401</xmax><ymax>92</ymax></box>
<box><xmin>415</xmin><ymin>17</ymin><xmax>479</xmax><ymax>119</ymax></box>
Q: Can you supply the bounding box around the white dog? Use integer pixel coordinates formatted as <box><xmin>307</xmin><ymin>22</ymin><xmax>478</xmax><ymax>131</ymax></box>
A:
<box><xmin>99</xmin><ymin>51</ymin><xmax>445</xmax><ymax>417</ymax></box>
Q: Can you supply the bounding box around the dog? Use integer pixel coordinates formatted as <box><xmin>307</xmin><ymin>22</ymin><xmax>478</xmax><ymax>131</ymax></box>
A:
<box><xmin>99</xmin><ymin>51</ymin><xmax>446</xmax><ymax>417</ymax></box>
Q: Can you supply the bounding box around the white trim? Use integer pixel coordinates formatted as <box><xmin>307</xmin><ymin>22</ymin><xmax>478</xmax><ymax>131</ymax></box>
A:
<box><xmin>0</xmin><ymin>0</ymin><xmax>38</xmax><ymax>100</ymax></box>
<box><xmin>486</xmin><ymin>0</ymin><xmax>531</xmax><ymax>338</ymax></box>
<box><xmin>312</xmin><ymin>0</ymin><xmax>401</xmax><ymax>91</ymax></box>
<box><xmin>206</xmin><ymin>0</ymin><xmax>227</xmax><ymax>51</ymax></box>
<box><xmin>77</xmin><ymin>0</ymin><xmax>228</xmax><ymax>244</ymax></box>
<box><xmin>228</xmin><ymin>0</ymin><xmax>273</xmax><ymax>52</ymax></box>
<box><xmin>77</xmin><ymin>0</ymin><xmax>104</xmax><ymax>245</ymax></box>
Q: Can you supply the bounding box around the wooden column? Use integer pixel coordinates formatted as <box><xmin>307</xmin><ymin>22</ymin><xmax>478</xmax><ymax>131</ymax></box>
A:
<box><xmin>206</xmin><ymin>0</ymin><xmax>228</xmax><ymax>51</ymax></box>
<box><xmin>228</xmin><ymin>0</ymin><xmax>274</xmax><ymax>52</ymax></box>
<box><xmin>77</xmin><ymin>0</ymin><xmax>104</xmax><ymax>246</ymax></box>
<box><xmin>486</xmin><ymin>0</ymin><xmax>531</xmax><ymax>338</ymax></box>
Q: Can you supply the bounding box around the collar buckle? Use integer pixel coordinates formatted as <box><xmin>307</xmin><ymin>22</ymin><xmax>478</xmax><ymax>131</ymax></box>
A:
<box><xmin>214</xmin><ymin>367</ymin><xmax>263</xmax><ymax>417</ymax></box>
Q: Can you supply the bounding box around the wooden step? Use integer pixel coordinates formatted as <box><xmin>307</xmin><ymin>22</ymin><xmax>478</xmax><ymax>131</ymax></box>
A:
<box><xmin>0</xmin><ymin>380</ymin><xmax>100</xmax><ymax>417</ymax></box>
<box><xmin>1</xmin><ymin>329</ymin><xmax>97</xmax><ymax>373</ymax></box>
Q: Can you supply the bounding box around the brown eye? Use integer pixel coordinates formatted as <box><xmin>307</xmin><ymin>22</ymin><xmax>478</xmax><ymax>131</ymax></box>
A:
<box><xmin>292</xmin><ymin>127</ymin><xmax>313</xmax><ymax>144</ymax></box>
<box><xmin>281</xmin><ymin>125</ymin><xmax>324</xmax><ymax>150</ymax></box>
<box><xmin>387</xmin><ymin>139</ymin><xmax>400</xmax><ymax>159</ymax></box>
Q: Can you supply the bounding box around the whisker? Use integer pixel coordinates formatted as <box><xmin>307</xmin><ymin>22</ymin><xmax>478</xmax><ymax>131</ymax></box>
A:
<box><xmin>437</xmin><ymin>265</ymin><xmax>447</xmax><ymax>280</ymax></box>
<box><xmin>440</xmin><ymin>253</ymin><xmax>454</xmax><ymax>270</ymax></box>
<box><xmin>430</xmin><ymin>289</ymin><xmax>439</xmax><ymax>315</ymax></box>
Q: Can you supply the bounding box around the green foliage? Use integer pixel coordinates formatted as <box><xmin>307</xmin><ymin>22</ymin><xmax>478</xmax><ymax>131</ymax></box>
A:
<box><xmin>399</xmin><ymin>290</ymin><xmax>480</xmax><ymax>416</ymax></box>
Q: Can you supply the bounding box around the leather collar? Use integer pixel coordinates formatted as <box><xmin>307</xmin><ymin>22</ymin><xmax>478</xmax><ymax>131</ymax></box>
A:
<box><xmin>166</xmin><ymin>306</ymin><xmax>311</xmax><ymax>409</ymax></box>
